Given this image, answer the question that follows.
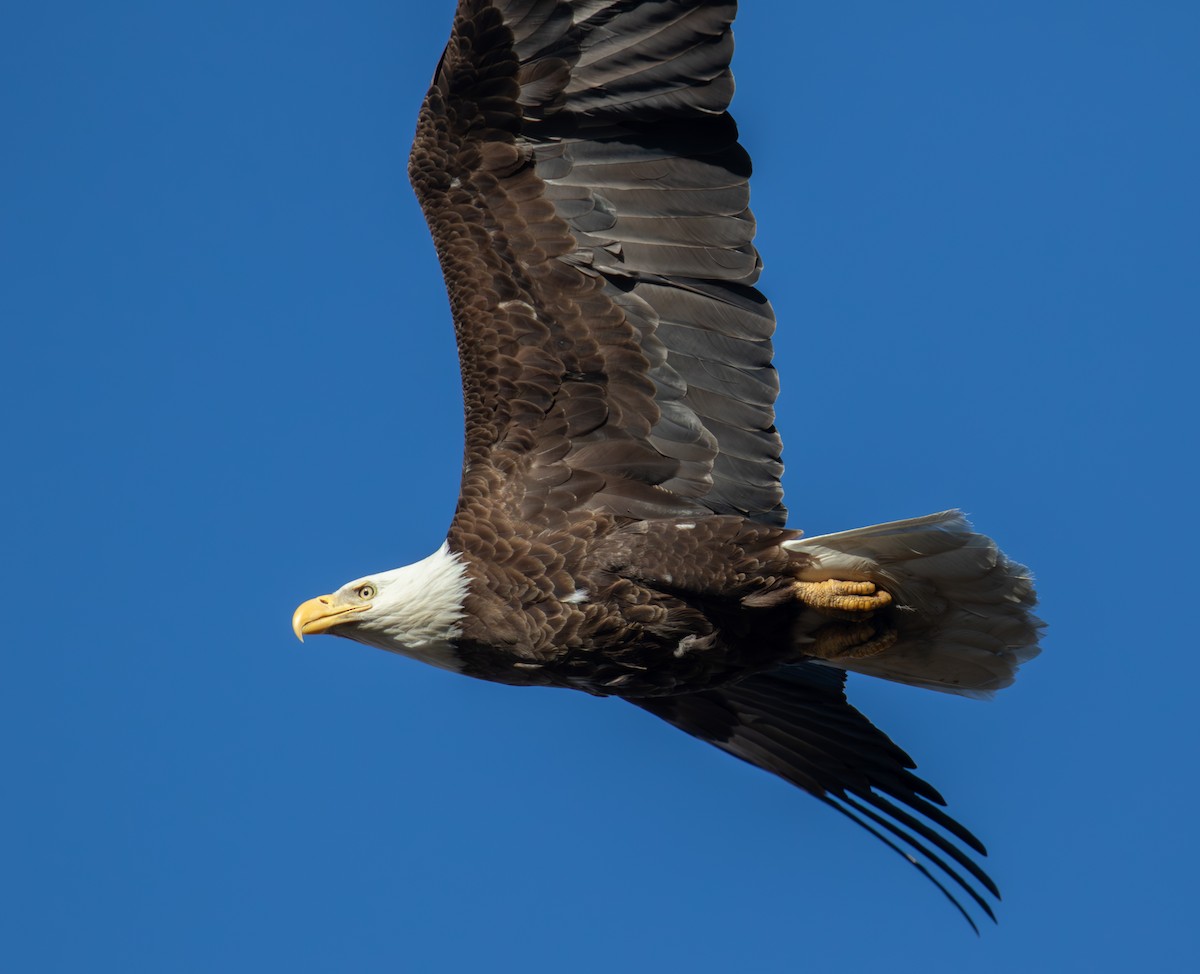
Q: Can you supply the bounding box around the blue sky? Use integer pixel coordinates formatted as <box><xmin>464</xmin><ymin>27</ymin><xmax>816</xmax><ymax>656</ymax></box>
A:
<box><xmin>3</xmin><ymin>1</ymin><xmax>1196</xmax><ymax>970</ymax></box>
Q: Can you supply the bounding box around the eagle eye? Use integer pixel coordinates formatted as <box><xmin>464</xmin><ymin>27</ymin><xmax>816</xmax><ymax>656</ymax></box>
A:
<box><xmin>357</xmin><ymin>584</ymin><xmax>376</xmax><ymax>600</ymax></box>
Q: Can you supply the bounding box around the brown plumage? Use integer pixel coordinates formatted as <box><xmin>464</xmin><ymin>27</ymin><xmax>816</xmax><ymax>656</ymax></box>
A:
<box><xmin>293</xmin><ymin>0</ymin><xmax>1043</xmax><ymax>930</ymax></box>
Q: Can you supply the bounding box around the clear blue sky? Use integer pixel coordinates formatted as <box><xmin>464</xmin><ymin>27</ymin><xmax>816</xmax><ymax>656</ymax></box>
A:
<box><xmin>3</xmin><ymin>2</ymin><xmax>1196</xmax><ymax>971</ymax></box>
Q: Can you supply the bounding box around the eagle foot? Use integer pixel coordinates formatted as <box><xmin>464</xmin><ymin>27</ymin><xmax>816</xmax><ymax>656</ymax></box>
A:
<box><xmin>793</xmin><ymin>578</ymin><xmax>892</xmax><ymax>616</ymax></box>
<box><xmin>808</xmin><ymin>622</ymin><xmax>899</xmax><ymax>661</ymax></box>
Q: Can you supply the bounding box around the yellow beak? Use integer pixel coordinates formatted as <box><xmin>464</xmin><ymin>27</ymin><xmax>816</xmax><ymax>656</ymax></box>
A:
<box><xmin>291</xmin><ymin>595</ymin><xmax>370</xmax><ymax>642</ymax></box>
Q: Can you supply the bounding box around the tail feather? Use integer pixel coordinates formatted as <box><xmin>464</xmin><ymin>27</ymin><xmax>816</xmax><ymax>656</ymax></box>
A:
<box><xmin>783</xmin><ymin>511</ymin><xmax>1043</xmax><ymax>697</ymax></box>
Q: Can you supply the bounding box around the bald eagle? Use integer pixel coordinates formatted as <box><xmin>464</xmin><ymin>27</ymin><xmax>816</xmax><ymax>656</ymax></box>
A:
<box><xmin>292</xmin><ymin>0</ymin><xmax>1042</xmax><ymax>929</ymax></box>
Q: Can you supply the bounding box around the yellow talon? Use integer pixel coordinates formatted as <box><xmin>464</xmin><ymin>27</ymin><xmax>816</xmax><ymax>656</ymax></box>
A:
<box><xmin>794</xmin><ymin>578</ymin><xmax>893</xmax><ymax>614</ymax></box>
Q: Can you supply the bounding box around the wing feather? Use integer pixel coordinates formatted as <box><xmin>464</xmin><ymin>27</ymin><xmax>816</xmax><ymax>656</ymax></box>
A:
<box><xmin>630</xmin><ymin>665</ymin><xmax>1000</xmax><ymax>928</ymax></box>
<box><xmin>410</xmin><ymin>0</ymin><xmax>784</xmax><ymax>527</ymax></box>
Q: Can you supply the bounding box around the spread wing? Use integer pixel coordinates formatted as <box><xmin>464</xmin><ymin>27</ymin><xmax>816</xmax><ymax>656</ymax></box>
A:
<box><xmin>409</xmin><ymin>0</ymin><xmax>784</xmax><ymax>530</ymax></box>
<box><xmin>631</xmin><ymin>665</ymin><xmax>1001</xmax><ymax>931</ymax></box>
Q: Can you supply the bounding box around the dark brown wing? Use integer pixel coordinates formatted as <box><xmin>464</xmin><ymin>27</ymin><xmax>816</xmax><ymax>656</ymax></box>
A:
<box><xmin>408</xmin><ymin>0</ymin><xmax>783</xmax><ymax>530</ymax></box>
<box><xmin>631</xmin><ymin>665</ymin><xmax>1000</xmax><ymax>931</ymax></box>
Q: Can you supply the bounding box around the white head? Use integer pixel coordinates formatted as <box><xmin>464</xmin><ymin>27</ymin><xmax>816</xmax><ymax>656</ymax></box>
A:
<box><xmin>292</xmin><ymin>544</ymin><xmax>470</xmax><ymax>672</ymax></box>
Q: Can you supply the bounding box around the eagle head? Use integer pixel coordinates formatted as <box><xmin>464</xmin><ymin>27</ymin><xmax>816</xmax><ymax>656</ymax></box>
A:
<box><xmin>291</xmin><ymin>544</ymin><xmax>470</xmax><ymax>671</ymax></box>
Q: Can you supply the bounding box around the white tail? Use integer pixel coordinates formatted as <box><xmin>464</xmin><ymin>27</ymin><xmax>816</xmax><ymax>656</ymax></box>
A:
<box><xmin>783</xmin><ymin>511</ymin><xmax>1043</xmax><ymax>697</ymax></box>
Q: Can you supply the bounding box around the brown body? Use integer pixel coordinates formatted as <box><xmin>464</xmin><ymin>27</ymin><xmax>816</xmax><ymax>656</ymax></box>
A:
<box><xmin>451</xmin><ymin>513</ymin><xmax>806</xmax><ymax>694</ymax></box>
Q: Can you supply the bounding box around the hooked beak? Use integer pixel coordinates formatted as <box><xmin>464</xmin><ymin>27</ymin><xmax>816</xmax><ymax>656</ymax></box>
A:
<box><xmin>291</xmin><ymin>594</ymin><xmax>371</xmax><ymax>642</ymax></box>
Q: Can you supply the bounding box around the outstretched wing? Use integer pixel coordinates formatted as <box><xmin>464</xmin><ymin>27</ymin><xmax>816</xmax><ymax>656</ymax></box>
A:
<box><xmin>630</xmin><ymin>665</ymin><xmax>1001</xmax><ymax>931</ymax></box>
<box><xmin>409</xmin><ymin>0</ymin><xmax>784</xmax><ymax>530</ymax></box>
